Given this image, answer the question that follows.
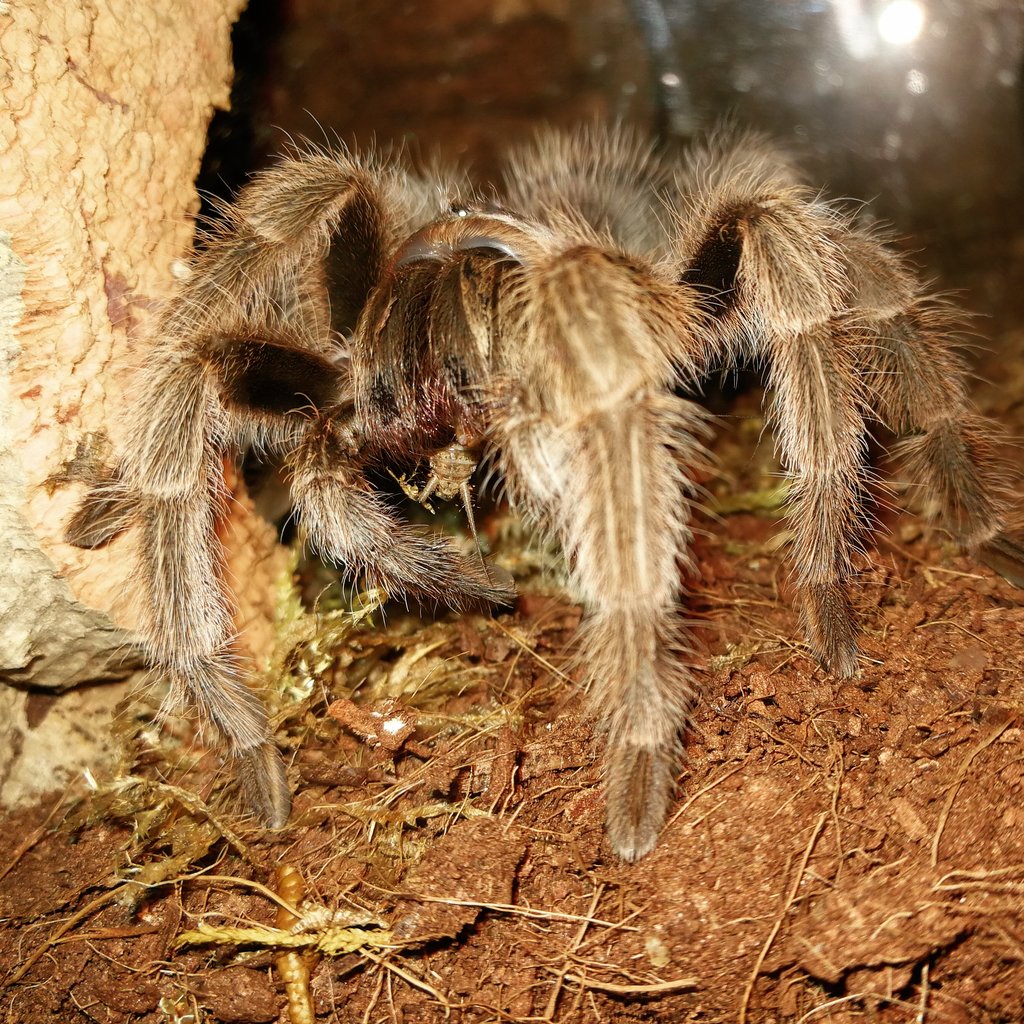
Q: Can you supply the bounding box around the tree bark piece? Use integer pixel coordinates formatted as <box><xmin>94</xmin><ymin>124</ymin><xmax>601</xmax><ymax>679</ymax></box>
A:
<box><xmin>0</xmin><ymin>0</ymin><xmax>285</xmax><ymax>809</ymax></box>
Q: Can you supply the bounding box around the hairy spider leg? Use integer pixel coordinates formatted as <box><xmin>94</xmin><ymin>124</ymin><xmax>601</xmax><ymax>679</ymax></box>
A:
<box><xmin>675</xmin><ymin>139</ymin><xmax>873</xmax><ymax>678</ymax></box>
<box><xmin>495</xmin><ymin>244</ymin><xmax>713</xmax><ymax>860</ymax></box>
<box><xmin>70</xmin><ymin>151</ymin><xmax>514</xmax><ymax>827</ymax></box>
<box><xmin>839</xmin><ymin>229</ymin><xmax>1024</xmax><ymax>585</ymax></box>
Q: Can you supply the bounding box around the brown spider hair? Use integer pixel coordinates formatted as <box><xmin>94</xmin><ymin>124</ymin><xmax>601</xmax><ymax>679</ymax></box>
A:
<box><xmin>68</xmin><ymin>125</ymin><xmax>1021</xmax><ymax>859</ymax></box>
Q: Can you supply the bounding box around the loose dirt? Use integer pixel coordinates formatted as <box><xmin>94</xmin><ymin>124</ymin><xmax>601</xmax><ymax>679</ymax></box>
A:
<box><xmin>2</xmin><ymin>341</ymin><xmax>1022</xmax><ymax>1024</ymax></box>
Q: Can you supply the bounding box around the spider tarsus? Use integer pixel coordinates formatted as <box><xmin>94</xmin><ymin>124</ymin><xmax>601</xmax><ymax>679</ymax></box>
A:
<box><xmin>386</xmin><ymin>526</ymin><xmax>515</xmax><ymax>609</ymax></box>
<box><xmin>63</xmin><ymin>475</ymin><xmax>137</xmax><ymax>549</ymax></box>
<box><xmin>976</xmin><ymin>532</ymin><xmax>1024</xmax><ymax>589</ymax></box>
<box><xmin>604</xmin><ymin>741</ymin><xmax>678</xmax><ymax>862</ymax></box>
<box><xmin>233</xmin><ymin>742</ymin><xmax>292</xmax><ymax>829</ymax></box>
<box><xmin>452</xmin><ymin>556</ymin><xmax>516</xmax><ymax>608</ymax></box>
<box><xmin>800</xmin><ymin>582</ymin><xmax>861</xmax><ymax>679</ymax></box>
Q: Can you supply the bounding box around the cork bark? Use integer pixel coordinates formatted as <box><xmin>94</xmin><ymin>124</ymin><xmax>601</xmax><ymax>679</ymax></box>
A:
<box><xmin>0</xmin><ymin>0</ymin><xmax>283</xmax><ymax>808</ymax></box>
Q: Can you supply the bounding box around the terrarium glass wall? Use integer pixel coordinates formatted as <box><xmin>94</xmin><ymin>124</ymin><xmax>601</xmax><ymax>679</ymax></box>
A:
<box><xmin>204</xmin><ymin>0</ymin><xmax>1024</xmax><ymax>330</ymax></box>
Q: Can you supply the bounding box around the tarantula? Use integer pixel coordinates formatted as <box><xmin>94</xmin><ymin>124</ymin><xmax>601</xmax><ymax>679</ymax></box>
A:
<box><xmin>66</xmin><ymin>125</ymin><xmax>1022</xmax><ymax>861</ymax></box>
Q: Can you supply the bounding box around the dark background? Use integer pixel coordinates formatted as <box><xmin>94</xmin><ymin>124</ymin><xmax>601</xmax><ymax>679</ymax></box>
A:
<box><xmin>200</xmin><ymin>0</ymin><xmax>1024</xmax><ymax>333</ymax></box>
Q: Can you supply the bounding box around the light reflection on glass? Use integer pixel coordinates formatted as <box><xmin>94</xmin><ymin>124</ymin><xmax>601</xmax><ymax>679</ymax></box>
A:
<box><xmin>833</xmin><ymin>0</ymin><xmax>928</xmax><ymax>57</ymax></box>
<box><xmin>878</xmin><ymin>0</ymin><xmax>926</xmax><ymax>46</ymax></box>
<box><xmin>906</xmin><ymin>67</ymin><xmax>928</xmax><ymax>94</ymax></box>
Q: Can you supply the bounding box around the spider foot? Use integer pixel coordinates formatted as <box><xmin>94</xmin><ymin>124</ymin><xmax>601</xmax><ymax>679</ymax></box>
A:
<box><xmin>464</xmin><ymin>560</ymin><xmax>517</xmax><ymax>607</ymax></box>
<box><xmin>604</xmin><ymin>740</ymin><xmax>679</xmax><ymax>862</ymax></box>
<box><xmin>976</xmin><ymin>532</ymin><xmax>1024</xmax><ymax>589</ymax></box>
<box><xmin>64</xmin><ymin>471</ymin><xmax>138</xmax><ymax>549</ymax></box>
<box><xmin>233</xmin><ymin>742</ymin><xmax>291</xmax><ymax>829</ymax></box>
<box><xmin>800</xmin><ymin>582</ymin><xmax>860</xmax><ymax>679</ymax></box>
